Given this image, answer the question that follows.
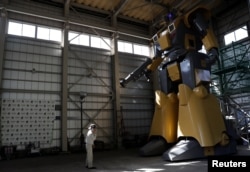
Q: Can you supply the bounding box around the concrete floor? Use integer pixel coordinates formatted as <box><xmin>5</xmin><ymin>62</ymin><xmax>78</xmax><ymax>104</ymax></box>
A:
<box><xmin>0</xmin><ymin>145</ymin><xmax>249</xmax><ymax>172</ymax></box>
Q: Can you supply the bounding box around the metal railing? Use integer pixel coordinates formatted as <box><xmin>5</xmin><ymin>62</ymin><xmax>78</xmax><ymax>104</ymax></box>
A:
<box><xmin>219</xmin><ymin>95</ymin><xmax>250</xmax><ymax>148</ymax></box>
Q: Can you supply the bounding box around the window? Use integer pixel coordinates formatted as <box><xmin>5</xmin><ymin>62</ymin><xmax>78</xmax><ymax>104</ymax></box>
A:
<box><xmin>224</xmin><ymin>25</ymin><xmax>248</xmax><ymax>45</ymax></box>
<box><xmin>37</xmin><ymin>27</ymin><xmax>49</xmax><ymax>40</ymax></box>
<box><xmin>134</xmin><ymin>44</ymin><xmax>150</xmax><ymax>56</ymax></box>
<box><xmin>69</xmin><ymin>32</ymin><xmax>79</xmax><ymax>45</ymax></box>
<box><xmin>8</xmin><ymin>21</ymin><xmax>62</xmax><ymax>42</ymax></box>
<box><xmin>50</xmin><ymin>29</ymin><xmax>62</xmax><ymax>42</ymax></box>
<box><xmin>8</xmin><ymin>21</ymin><xmax>35</xmax><ymax>38</ymax></box>
<box><xmin>23</xmin><ymin>24</ymin><xmax>36</xmax><ymax>38</ymax></box>
<box><xmin>90</xmin><ymin>36</ymin><xmax>100</xmax><ymax>48</ymax></box>
<box><xmin>79</xmin><ymin>35</ymin><xmax>89</xmax><ymax>46</ymax></box>
<box><xmin>118</xmin><ymin>41</ymin><xmax>150</xmax><ymax>56</ymax></box>
<box><xmin>7</xmin><ymin>21</ymin><xmax>150</xmax><ymax>56</ymax></box>
<box><xmin>37</xmin><ymin>26</ymin><xmax>62</xmax><ymax>42</ymax></box>
<box><xmin>90</xmin><ymin>36</ymin><xmax>110</xmax><ymax>50</ymax></box>
<box><xmin>118</xmin><ymin>41</ymin><xmax>133</xmax><ymax>53</ymax></box>
<box><xmin>100</xmin><ymin>38</ymin><xmax>111</xmax><ymax>50</ymax></box>
<box><xmin>8</xmin><ymin>22</ymin><xmax>22</xmax><ymax>36</ymax></box>
<box><xmin>69</xmin><ymin>32</ymin><xmax>89</xmax><ymax>46</ymax></box>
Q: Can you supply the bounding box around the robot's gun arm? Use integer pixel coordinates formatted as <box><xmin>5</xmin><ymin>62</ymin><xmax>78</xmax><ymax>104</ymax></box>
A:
<box><xmin>120</xmin><ymin>58</ymin><xmax>153</xmax><ymax>87</ymax></box>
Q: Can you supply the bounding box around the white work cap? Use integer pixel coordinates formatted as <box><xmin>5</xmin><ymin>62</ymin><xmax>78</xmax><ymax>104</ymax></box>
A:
<box><xmin>88</xmin><ymin>124</ymin><xmax>96</xmax><ymax>129</ymax></box>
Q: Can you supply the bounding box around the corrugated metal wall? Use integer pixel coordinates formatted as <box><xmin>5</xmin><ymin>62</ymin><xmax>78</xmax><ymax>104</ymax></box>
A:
<box><xmin>119</xmin><ymin>53</ymin><xmax>154</xmax><ymax>145</ymax></box>
<box><xmin>66</xmin><ymin>45</ymin><xmax>114</xmax><ymax>146</ymax></box>
<box><xmin>1</xmin><ymin>36</ymin><xmax>61</xmax><ymax>148</ymax></box>
<box><xmin>0</xmin><ymin>0</ymin><xmax>154</xmax><ymax>150</ymax></box>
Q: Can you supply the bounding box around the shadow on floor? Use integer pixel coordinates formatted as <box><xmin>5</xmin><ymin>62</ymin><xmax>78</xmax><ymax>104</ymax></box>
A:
<box><xmin>0</xmin><ymin>145</ymin><xmax>249</xmax><ymax>172</ymax></box>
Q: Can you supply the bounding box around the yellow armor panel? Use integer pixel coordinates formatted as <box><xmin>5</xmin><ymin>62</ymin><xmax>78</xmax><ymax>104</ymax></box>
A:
<box><xmin>178</xmin><ymin>84</ymin><xmax>227</xmax><ymax>147</ymax></box>
<box><xmin>167</xmin><ymin>62</ymin><xmax>181</xmax><ymax>81</ymax></box>
<box><xmin>202</xmin><ymin>28</ymin><xmax>219</xmax><ymax>51</ymax></box>
<box><xmin>147</xmin><ymin>57</ymin><xmax>163</xmax><ymax>71</ymax></box>
<box><xmin>157</xmin><ymin>30</ymin><xmax>171</xmax><ymax>50</ymax></box>
<box><xmin>149</xmin><ymin>90</ymin><xmax>178</xmax><ymax>143</ymax></box>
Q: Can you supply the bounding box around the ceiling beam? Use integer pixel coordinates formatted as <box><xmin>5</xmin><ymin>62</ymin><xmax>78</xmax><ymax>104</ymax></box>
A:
<box><xmin>113</xmin><ymin>0</ymin><xmax>129</xmax><ymax>17</ymax></box>
<box><xmin>53</xmin><ymin>0</ymin><xmax>149</xmax><ymax>25</ymax></box>
<box><xmin>64</xmin><ymin>0</ymin><xmax>71</xmax><ymax>17</ymax></box>
<box><xmin>4</xmin><ymin>5</ymin><xmax>151</xmax><ymax>39</ymax></box>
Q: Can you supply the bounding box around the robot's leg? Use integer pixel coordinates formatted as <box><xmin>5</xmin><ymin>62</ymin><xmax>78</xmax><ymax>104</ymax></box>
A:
<box><xmin>139</xmin><ymin>90</ymin><xmax>178</xmax><ymax>156</ymax></box>
<box><xmin>163</xmin><ymin>84</ymin><xmax>237</xmax><ymax>161</ymax></box>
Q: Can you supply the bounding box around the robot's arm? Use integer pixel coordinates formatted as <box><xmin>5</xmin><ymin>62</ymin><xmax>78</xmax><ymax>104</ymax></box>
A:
<box><xmin>120</xmin><ymin>57</ymin><xmax>153</xmax><ymax>87</ymax></box>
<box><xmin>185</xmin><ymin>7</ymin><xmax>219</xmax><ymax>65</ymax></box>
<box><xmin>120</xmin><ymin>23</ymin><xmax>172</xmax><ymax>87</ymax></box>
<box><xmin>120</xmin><ymin>46</ymin><xmax>164</xmax><ymax>87</ymax></box>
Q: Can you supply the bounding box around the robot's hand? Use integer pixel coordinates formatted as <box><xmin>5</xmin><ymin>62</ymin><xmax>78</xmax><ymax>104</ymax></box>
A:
<box><xmin>144</xmin><ymin>69</ymin><xmax>152</xmax><ymax>82</ymax></box>
<box><xmin>207</xmin><ymin>48</ymin><xmax>219</xmax><ymax>65</ymax></box>
<box><xmin>120</xmin><ymin>68</ymin><xmax>152</xmax><ymax>87</ymax></box>
<box><xmin>120</xmin><ymin>78</ymin><xmax>126</xmax><ymax>87</ymax></box>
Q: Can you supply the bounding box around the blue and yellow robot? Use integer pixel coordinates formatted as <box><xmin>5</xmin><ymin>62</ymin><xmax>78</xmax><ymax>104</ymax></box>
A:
<box><xmin>120</xmin><ymin>6</ymin><xmax>237</xmax><ymax>161</ymax></box>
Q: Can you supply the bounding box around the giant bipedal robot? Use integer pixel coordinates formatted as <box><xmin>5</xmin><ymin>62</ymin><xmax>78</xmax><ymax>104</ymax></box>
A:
<box><xmin>120</xmin><ymin>6</ymin><xmax>237</xmax><ymax>161</ymax></box>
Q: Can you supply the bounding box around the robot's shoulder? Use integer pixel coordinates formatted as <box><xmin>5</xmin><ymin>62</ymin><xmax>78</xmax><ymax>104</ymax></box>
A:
<box><xmin>183</xmin><ymin>5</ymin><xmax>211</xmax><ymax>28</ymax></box>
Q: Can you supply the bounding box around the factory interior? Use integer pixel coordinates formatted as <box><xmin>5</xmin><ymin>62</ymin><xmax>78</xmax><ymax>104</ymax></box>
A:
<box><xmin>0</xmin><ymin>0</ymin><xmax>250</xmax><ymax>171</ymax></box>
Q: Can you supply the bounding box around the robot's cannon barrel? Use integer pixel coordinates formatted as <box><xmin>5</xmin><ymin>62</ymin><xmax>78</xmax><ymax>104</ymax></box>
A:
<box><xmin>120</xmin><ymin>57</ymin><xmax>152</xmax><ymax>87</ymax></box>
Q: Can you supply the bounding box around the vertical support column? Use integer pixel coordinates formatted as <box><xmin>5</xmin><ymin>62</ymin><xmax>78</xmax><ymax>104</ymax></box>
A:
<box><xmin>61</xmin><ymin>0</ymin><xmax>70</xmax><ymax>152</ymax></box>
<box><xmin>248</xmin><ymin>23</ymin><xmax>250</xmax><ymax>42</ymax></box>
<box><xmin>111</xmin><ymin>33</ymin><xmax>122</xmax><ymax>148</ymax></box>
<box><xmin>61</xmin><ymin>22</ymin><xmax>69</xmax><ymax>152</ymax></box>
<box><xmin>111</xmin><ymin>14</ymin><xmax>122</xmax><ymax>148</ymax></box>
<box><xmin>0</xmin><ymin>8</ymin><xmax>7</xmax><ymax>148</ymax></box>
<box><xmin>0</xmin><ymin>9</ymin><xmax>7</xmax><ymax>91</ymax></box>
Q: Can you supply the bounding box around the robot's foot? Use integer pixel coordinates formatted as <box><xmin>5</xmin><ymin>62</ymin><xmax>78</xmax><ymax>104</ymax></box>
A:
<box><xmin>163</xmin><ymin>139</ymin><xmax>204</xmax><ymax>161</ymax></box>
<box><xmin>163</xmin><ymin>139</ymin><xmax>237</xmax><ymax>161</ymax></box>
<box><xmin>139</xmin><ymin>138</ymin><xmax>169</xmax><ymax>156</ymax></box>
